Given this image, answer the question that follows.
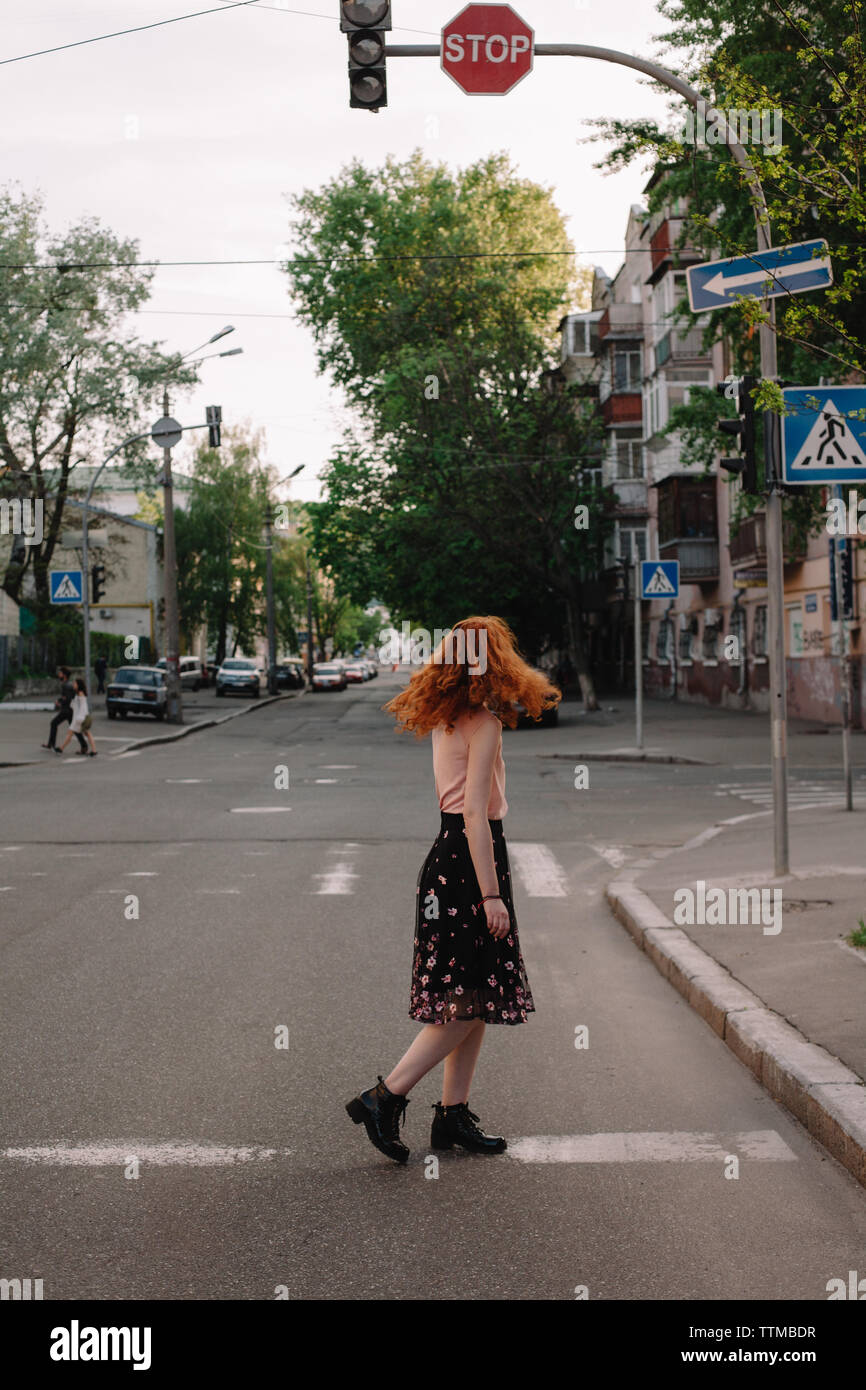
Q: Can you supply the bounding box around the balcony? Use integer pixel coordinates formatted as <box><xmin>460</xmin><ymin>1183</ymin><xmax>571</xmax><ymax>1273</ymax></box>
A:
<box><xmin>598</xmin><ymin>304</ymin><xmax>644</xmax><ymax>341</ymax></box>
<box><xmin>602</xmin><ymin>393</ymin><xmax>643</xmax><ymax>426</ymax></box>
<box><xmin>648</xmin><ymin>217</ymin><xmax>703</xmax><ymax>285</ymax></box>
<box><xmin>728</xmin><ymin>512</ymin><xmax>807</xmax><ymax>568</ymax></box>
<box><xmin>655</xmin><ymin>326</ymin><xmax>712</xmax><ymax>366</ymax></box>
<box><xmin>656</xmin><ymin>473</ymin><xmax>719</xmax><ymax>582</ymax></box>
<box><xmin>658</xmin><ymin>537</ymin><xmax>720</xmax><ymax>582</ymax></box>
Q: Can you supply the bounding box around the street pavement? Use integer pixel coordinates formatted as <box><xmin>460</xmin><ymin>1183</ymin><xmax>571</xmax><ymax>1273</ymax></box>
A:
<box><xmin>1</xmin><ymin>674</ymin><xmax>866</xmax><ymax>1300</ymax></box>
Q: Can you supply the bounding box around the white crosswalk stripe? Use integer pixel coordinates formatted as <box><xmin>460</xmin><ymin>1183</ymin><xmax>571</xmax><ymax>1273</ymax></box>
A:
<box><xmin>715</xmin><ymin>778</ymin><xmax>866</xmax><ymax>808</ymax></box>
<box><xmin>508</xmin><ymin>843</ymin><xmax>569</xmax><ymax>897</ymax></box>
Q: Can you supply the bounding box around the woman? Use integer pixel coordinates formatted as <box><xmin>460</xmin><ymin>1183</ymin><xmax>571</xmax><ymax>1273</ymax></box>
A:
<box><xmin>58</xmin><ymin>678</ymin><xmax>97</xmax><ymax>757</ymax></box>
<box><xmin>346</xmin><ymin>616</ymin><xmax>560</xmax><ymax>1164</ymax></box>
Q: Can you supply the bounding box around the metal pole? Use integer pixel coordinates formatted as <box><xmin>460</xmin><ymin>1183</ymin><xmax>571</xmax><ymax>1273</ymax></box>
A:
<box><xmin>831</xmin><ymin>495</ymin><xmax>853</xmax><ymax>810</ymax></box>
<box><xmin>160</xmin><ymin>387</ymin><xmax>183</xmax><ymax>723</ymax></box>
<box><xmin>633</xmin><ymin>543</ymin><xmax>643</xmax><ymax>750</ymax></box>
<box><xmin>264</xmin><ymin>501</ymin><xmax>277</xmax><ymax>695</ymax></box>
<box><xmin>305</xmin><ymin>550</ymin><xmax>314</xmax><ymax>683</ymax></box>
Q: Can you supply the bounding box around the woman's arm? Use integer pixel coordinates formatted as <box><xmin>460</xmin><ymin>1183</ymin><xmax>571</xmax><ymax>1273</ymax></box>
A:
<box><xmin>463</xmin><ymin>717</ymin><xmax>510</xmax><ymax>940</ymax></box>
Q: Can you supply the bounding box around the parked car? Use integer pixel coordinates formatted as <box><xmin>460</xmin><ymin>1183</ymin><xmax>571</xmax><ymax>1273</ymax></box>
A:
<box><xmin>275</xmin><ymin>659</ymin><xmax>305</xmax><ymax>690</ymax></box>
<box><xmin>344</xmin><ymin>661</ymin><xmax>368</xmax><ymax>683</ymax></box>
<box><xmin>106</xmin><ymin>666</ymin><xmax>168</xmax><ymax>720</ymax></box>
<box><xmin>156</xmin><ymin>656</ymin><xmax>204</xmax><ymax>691</ymax></box>
<box><xmin>215</xmin><ymin>658</ymin><xmax>261</xmax><ymax>697</ymax></box>
<box><xmin>312</xmin><ymin>662</ymin><xmax>348</xmax><ymax>692</ymax></box>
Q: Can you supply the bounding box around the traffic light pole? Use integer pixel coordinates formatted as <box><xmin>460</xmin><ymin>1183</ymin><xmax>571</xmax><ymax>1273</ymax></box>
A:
<box><xmin>383</xmin><ymin>36</ymin><xmax>789</xmax><ymax>873</ymax></box>
<box><xmin>264</xmin><ymin>502</ymin><xmax>278</xmax><ymax>695</ymax></box>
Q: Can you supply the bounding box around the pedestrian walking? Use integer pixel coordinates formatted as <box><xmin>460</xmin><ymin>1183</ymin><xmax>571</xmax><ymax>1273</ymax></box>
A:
<box><xmin>41</xmin><ymin>666</ymin><xmax>87</xmax><ymax>754</ymax></box>
<box><xmin>346</xmin><ymin>615</ymin><xmax>560</xmax><ymax>1163</ymax></box>
<box><xmin>58</xmin><ymin>678</ymin><xmax>97</xmax><ymax>757</ymax></box>
<box><xmin>94</xmin><ymin>655</ymin><xmax>108</xmax><ymax>694</ymax></box>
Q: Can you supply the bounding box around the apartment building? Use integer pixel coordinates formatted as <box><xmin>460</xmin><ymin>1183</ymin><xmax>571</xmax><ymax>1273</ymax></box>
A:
<box><xmin>560</xmin><ymin>172</ymin><xmax>864</xmax><ymax>726</ymax></box>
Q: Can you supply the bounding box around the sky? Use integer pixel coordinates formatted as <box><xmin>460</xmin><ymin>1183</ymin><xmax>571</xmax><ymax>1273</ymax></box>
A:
<box><xmin>3</xmin><ymin>1</ymin><xmax>679</xmax><ymax>501</ymax></box>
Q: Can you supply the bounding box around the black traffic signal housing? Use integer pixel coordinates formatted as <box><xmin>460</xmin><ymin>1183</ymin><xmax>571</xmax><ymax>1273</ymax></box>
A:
<box><xmin>91</xmin><ymin>564</ymin><xmax>106</xmax><ymax>604</ymax></box>
<box><xmin>716</xmin><ymin>373</ymin><xmax>758</xmax><ymax>494</ymax></box>
<box><xmin>206</xmin><ymin>405</ymin><xmax>222</xmax><ymax>448</ymax></box>
<box><xmin>341</xmin><ymin>2</ymin><xmax>391</xmax><ymax>111</ymax></box>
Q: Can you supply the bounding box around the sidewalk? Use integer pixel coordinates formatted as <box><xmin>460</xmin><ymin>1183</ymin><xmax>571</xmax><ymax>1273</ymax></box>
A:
<box><xmin>553</xmin><ymin>692</ymin><xmax>865</xmax><ymax>769</ymax></box>
<box><xmin>590</xmin><ymin>700</ymin><xmax>866</xmax><ymax>1188</ymax></box>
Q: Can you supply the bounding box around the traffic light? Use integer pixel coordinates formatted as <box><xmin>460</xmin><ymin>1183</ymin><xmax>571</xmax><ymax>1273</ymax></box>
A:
<box><xmin>341</xmin><ymin>2</ymin><xmax>391</xmax><ymax>111</ymax></box>
<box><xmin>206</xmin><ymin>404</ymin><xmax>222</xmax><ymax>448</ymax></box>
<box><xmin>716</xmin><ymin>373</ymin><xmax>758</xmax><ymax>494</ymax></box>
<box><xmin>91</xmin><ymin>564</ymin><xmax>106</xmax><ymax>604</ymax></box>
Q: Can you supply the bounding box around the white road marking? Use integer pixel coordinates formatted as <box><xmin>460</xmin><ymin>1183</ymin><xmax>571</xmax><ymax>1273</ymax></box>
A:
<box><xmin>0</xmin><ymin>1143</ymin><xmax>292</xmax><ymax>1167</ymax></box>
<box><xmin>58</xmin><ymin>852</ymin><xmax>95</xmax><ymax>858</ymax></box>
<box><xmin>314</xmin><ymin>778</ymin><xmax>338</xmax><ymax>784</ymax></box>
<box><xmin>230</xmin><ymin>806</ymin><xmax>292</xmax><ymax>814</ymax></box>
<box><xmin>199</xmin><ymin>889</ymin><xmax>241</xmax><ymax>895</ymax></box>
<box><xmin>507</xmin><ymin>1130</ymin><xmax>797</xmax><ymax>1163</ymax></box>
<box><xmin>113</xmin><ymin>751</ymin><xmax>141</xmax><ymax>759</ymax></box>
<box><xmin>0</xmin><ymin>886</ymin><xmax>14</xmax><ymax>892</ymax></box>
<box><xmin>126</xmin><ymin>872</ymin><xmax>159</xmax><ymax>877</ymax></box>
<box><xmin>509</xmin><ymin>843</ymin><xmax>569</xmax><ymax>896</ymax></box>
<box><xmin>166</xmin><ymin>778</ymin><xmax>212</xmax><ymax>784</ymax></box>
<box><xmin>314</xmin><ymin>861</ymin><xmax>358</xmax><ymax>894</ymax></box>
<box><xmin>1</xmin><ymin>846</ymin><xmax>22</xmax><ymax>851</ymax></box>
<box><xmin>318</xmin><ymin>764</ymin><xmax>357</xmax><ymax>769</ymax></box>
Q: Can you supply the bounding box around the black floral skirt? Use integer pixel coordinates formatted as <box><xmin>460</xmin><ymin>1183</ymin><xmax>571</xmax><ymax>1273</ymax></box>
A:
<box><xmin>409</xmin><ymin>812</ymin><xmax>535</xmax><ymax>1026</ymax></box>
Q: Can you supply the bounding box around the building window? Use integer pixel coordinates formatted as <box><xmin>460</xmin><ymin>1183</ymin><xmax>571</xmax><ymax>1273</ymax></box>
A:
<box><xmin>703</xmin><ymin>617</ymin><xmax>720</xmax><ymax>662</ymax></box>
<box><xmin>753</xmin><ymin>604</ymin><xmax>768</xmax><ymax>657</ymax></box>
<box><xmin>656</xmin><ymin>617</ymin><xmax>673</xmax><ymax>664</ymax></box>
<box><xmin>613</xmin><ymin>349</ymin><xmax>642</xmax><ymax>392</ymax></box>
<box><xmin>679</xmin><ymin>613</ymin><xmax>697</xmax><ymax>663</ymax></box>
<box><xmin>612</xmin><ymin>437</ymin><xmax>644</xmax><ymax>479</ymax></box>
<box><xmin>618</xmin><ymin>526</ymin><xmax>647</xmax><ymax>564</ymax></box>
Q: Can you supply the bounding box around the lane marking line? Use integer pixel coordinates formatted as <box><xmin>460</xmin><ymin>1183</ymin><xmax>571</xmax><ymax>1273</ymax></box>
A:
<box><xmin>507</xmin><ymin>1130</ymin><xmax>797</xmax><ymax>1163</ymax></box>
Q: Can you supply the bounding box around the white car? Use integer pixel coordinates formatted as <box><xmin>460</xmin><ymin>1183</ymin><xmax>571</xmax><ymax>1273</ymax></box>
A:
<box><xmin>215</xmin><ymin>658</ymin><xmax>261</xmax><ymax>697</ymax></box>
<box><xmin>156</xmin><ymin>656</ymin><xmax>203</xmax><ymax>691</ymax></box>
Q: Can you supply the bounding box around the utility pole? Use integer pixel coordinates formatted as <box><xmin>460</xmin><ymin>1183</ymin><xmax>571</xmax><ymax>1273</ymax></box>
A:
<box><xmin>305</xmin><ymin>549</ymin><xmax>315</xmax><ymax>683</ymax></box>
<box><xmin>264</xmin><ymin>501</ymin><xmax>277</xmax><ymax>695</ymax></box>
<box><xmin>633</xmin><ymin>537</ymin><xmax>643</xmax><ymax>751</ymax></box>
<box><xmin>160</xmin><ymin>387</ymin><xmax>183</xmax><ymax>723</ymax></box>
<box><xmin>831</xmin><ymin>491</ymin><xmax>853</xmax><ymax>811</ymax></box>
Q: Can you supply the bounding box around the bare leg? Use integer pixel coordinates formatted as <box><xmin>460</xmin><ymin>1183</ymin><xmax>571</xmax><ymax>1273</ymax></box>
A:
<box><xmin>384</xmin><ymin>1020</ymin><xmax>479</xmax><ymax>1097</ymax></box>
<box><xmin>441</xmin><ymin>1019</ymin><xmax>486</xmax><ymax>1105</ymax></box>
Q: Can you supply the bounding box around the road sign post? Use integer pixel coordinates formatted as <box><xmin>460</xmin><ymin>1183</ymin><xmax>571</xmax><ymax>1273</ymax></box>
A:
<box><xmin>781</xmin><ymin>387</ymin><xmax>866</xmax><ymax>484</ymax></box>
<box><xmin>49</xmin><ymin>570</ymin><xmax>84</xmax><ymax>605</ymax></box>
<box><xmin>686</xmin><ymin>239</ymin><xmax>832</xmax><ymax>313</ymax></box>
<box><xmin>636</xmin><ymin>560</ymin><xmax>680</xmax><ymax>751</ymax></box>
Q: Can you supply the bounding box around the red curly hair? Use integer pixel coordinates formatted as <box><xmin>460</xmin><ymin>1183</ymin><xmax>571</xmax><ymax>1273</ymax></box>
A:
<box><xmin>383</xmin><ymin>615</ymin><xmax>561</xmax><ymax>737</ymax></box>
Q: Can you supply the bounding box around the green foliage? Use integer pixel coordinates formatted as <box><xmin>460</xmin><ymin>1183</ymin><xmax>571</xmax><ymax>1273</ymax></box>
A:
<box><xmin>285</xmin><ymin>151</ymin><xmax>607</xmax><ymax>689</ymax></box>
<box><xmin>0</xmin><ymin>185</ymin><xmax>197</xmax><ymax>611</ymax></box>
<box><xmin>585</xmin><ymin>0</ymin><xmax>866</xmax><ymax>535</ymax></box>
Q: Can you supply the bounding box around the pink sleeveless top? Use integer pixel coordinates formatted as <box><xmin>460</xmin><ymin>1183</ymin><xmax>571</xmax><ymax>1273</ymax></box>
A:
<box><xmin>431</xmin><ymin>707</ymin><xmax>507</xmax><ymax>819</ymax></box>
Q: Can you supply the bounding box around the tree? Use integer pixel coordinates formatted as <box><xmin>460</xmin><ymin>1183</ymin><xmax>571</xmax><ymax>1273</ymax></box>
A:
<box><xmin>285</xmin><ymin>152</ymin><xmax>607</xmax><ymax>706</ymax></box>
<box><xmin>584</xmin><ymin>0</ymin><xmax>866</xmax><ymax>531</ymax></box>
<box><xmin>0</xmin><ymin>186</ymin><xmax>196</xmax><ymax>613</ymax></box>
<box><xmin>175</xmin><ymin>427</ymin><xmax>272</xmax><ymax>663</ymax></box>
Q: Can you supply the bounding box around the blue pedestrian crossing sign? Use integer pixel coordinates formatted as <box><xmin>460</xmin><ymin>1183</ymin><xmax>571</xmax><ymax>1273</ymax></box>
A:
<box><xmin>49</xmin><ymin>569</ymin><xmax>83</xmax><ymax>604</ymax></box>
<box><xmin>686</xmin><ymin>239</ymin><xmax>832</xmax><ymax>313</ymax></box>
<box><xmin>781</xmin><ymin>387</ymin><xmax>866</xmax><ymax>484</ymax></box>
<box><xmin>641</xmin><ymin>560</ymin><xmax>679</xmax><ymax>599</ymax></box>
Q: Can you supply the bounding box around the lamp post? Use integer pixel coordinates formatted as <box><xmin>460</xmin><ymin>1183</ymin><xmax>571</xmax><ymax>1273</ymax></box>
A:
<box><xmin>160</xmin><ymin>327</ymin><xmax>242</xmax><ymax>722</ymax></box>
<box><xmin>263</xmin><ymin>501</ymin><xmax>277</xmax><ymax>695</ymax></box>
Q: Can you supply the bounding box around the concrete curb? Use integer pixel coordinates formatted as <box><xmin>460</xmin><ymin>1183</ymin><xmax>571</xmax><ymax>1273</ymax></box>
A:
<box><xmin>111</xmin><ymin>689</ymin><xmax>302</xmax><ymax>754</ymax></box>
<box><xmin>539</xmin><ymin>750</ymin><xmax>712</xmax><ymax>766</ymax></box>
<box><xmin>605</xmin><ymin>879</ymin><xmax>866</xmax><ymax>1190</ymax></box>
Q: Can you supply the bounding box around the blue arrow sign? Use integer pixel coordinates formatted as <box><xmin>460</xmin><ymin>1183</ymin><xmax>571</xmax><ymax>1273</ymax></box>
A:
<box><xmin>49</xmin><ymin>569</ymin><xmax>83</xmax><ymax>604</ymax></box>
<box><xmin>641</xmin><ymin>560</ymin><xmax>679</xmax><ymax>599</ymax></box>
<box><xmin>781</xmin><ymin>386</ymin><xmax>866</xmax><ymax>484</ymax></box>
<box><xmin>687</xmin><ymin>239</ymin><xmax>832</xmax><ymax>313</ymax></box>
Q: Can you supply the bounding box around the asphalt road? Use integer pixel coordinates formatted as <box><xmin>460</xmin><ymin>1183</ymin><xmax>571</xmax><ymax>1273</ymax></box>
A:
<box><xmin>1</xmin><ymin>671</ymin><xmax>865</xmax><ymax>1301</ymax></box>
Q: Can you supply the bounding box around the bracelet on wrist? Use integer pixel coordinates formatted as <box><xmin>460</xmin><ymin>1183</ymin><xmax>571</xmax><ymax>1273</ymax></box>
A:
<box><xmin>481</xmin><ymin>894</ymin><xmax>503</xmax><ymax>905</ymax></box>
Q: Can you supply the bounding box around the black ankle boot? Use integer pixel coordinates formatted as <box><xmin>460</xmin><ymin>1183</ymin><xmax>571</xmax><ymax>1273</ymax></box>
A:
<box><xmin>430</xmin><ymin>1102</ymin><xmax>507</xmax><ymax>1154</ymax></box>
<box><xmin>346</xmin><ymin>1075</ymin><xmax>410</xmax><ymax>1164</ymax></box>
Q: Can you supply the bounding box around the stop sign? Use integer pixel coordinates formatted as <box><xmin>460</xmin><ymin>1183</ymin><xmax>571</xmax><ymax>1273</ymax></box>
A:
<box><xmin>441</xmin><ymin>3</ymin><xmax>534</xmax><ymax>95</ymax></box>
